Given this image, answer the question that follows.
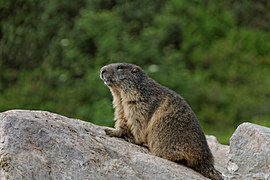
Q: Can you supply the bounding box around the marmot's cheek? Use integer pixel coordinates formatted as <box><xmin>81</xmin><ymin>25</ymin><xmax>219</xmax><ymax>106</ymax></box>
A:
<box><xmin>118</xmin><ymin>75</ymin><xmax>127</xmax><ymax>81</ymax></box>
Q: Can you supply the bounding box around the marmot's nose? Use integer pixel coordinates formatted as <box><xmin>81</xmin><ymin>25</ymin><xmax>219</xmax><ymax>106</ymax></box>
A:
<box><xmin>100</xmin><ymin>69</ymin><xmax>106</xmax><ymax>79</ymax></box>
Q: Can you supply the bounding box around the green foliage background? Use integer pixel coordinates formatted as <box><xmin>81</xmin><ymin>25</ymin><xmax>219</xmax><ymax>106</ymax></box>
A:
<box><xmin>1</xmin><ymin>0</ymin><xmax>270</xmax><ymax>144</ymax></box>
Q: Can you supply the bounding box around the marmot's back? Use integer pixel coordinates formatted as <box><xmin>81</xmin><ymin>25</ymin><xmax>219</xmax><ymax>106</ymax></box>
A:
<box><xmin>100</xmin><ymin>63</ymin><xmax>223</xmax><ymax>180</ymax></box>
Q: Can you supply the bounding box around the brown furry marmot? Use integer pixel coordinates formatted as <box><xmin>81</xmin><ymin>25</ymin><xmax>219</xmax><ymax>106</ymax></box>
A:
<box><xmin>100</xmin><ymin>63</ymin><xmax>223</xmax><ymax>180</ymax></box>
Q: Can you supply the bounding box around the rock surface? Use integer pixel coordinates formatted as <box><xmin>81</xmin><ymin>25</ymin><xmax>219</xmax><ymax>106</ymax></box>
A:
<box><xmin>0</xmin><ymin>110</ymin><xmax>228</xmax><ymax>180</ymax></box>
<box><xmin>228</xmin><ymin>122</ymin><xmax>270</xmax><ymax>179</ymax></box>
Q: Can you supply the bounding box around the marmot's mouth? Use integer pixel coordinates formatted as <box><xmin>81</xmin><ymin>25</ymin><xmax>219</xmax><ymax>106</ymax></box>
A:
<box><xmin>103</xmin><ymin>78</ymin><xmax>113</xmax><ymax>86</ymax></box>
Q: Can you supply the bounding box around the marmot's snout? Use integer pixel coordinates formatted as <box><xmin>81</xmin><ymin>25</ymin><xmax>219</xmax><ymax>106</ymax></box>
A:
<box><xmin>100</xmin><ymin>67</ymin><xmax>113</xmax><ymax>86</ymax></box>
<box><xmin>100</xmin><ymin>68</ymin><xmax>106</xmax><ymax>80</ymax></box>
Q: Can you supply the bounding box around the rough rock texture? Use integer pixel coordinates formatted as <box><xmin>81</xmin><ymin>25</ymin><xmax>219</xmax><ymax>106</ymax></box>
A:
<box><xmin>0</xmin><ymin>110</ymin><xmax>228</xmax><ymax>179</ymax></box>
<box><xmin>206</xmin><ymin>135</ymin><xmax>229</xmax><ymax>174</ymax></box>
<box><xmin>228</xmin><ymin>122</ymin><xmax>270</xmax><ymax>179</ymax></box>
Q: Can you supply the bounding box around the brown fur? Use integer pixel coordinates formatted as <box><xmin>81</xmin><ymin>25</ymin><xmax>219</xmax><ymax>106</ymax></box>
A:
<box><xmin>100</xmin><ymin>63</ymin><xmax>223</xmax><ymax>180</ymax></box>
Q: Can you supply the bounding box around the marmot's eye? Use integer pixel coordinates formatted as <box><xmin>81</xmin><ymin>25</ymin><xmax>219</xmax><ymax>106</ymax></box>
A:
<box><xmin>117</xmin><ymin>65</ymin><xmax>124</xmax><ymax>71</ymax></box>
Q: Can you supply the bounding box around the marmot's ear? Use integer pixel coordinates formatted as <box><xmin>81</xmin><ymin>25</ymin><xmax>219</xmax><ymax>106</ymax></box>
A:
<box><xmin>131</xmin><ymin>67</ymin><xmax>139</xmax><ymax>73</ymax></box>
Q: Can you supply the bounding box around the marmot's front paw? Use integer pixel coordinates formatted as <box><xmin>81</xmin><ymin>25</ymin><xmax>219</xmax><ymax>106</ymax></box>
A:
<box><xmin>105</xmin><ymin>128</ymin><xmax>117</xmax><ymax>137</ymax></box>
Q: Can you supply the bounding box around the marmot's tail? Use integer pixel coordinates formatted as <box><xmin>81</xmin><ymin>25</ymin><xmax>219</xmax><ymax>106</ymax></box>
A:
<box><xmin>193</xmin><ymin>163</ymin><xmax>223</xmax><ymax>180</ymax></box>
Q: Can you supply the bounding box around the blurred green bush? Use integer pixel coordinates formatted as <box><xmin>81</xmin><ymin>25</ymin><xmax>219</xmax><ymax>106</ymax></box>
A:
<box><xmin>1</xmin><ymin>0</ymin><xmax>270</xmax><ymax>144</ymax></box>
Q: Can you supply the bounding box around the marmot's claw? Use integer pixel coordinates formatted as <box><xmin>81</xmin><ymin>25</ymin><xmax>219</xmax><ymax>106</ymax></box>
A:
<box><xmin>105</xmin><ymin>128</ymin><xmax>126</xmax><ymax>138</ymax></box>
<box><xmin>105</xmin><ymin>128</ymin><xmax>112</xmax><ymax>135</ymax></box>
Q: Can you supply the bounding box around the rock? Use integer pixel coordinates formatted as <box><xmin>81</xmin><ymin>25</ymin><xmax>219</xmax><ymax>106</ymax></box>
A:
<box><xmin>228</xmin><ymin>122</ymin><xmax>270</xmax><ymax>179</ymax></box>
<box><xmin>0</xmin><ymin>110</ymin><xmax>228</xmax><ymax>179</ymax></box>
<box><xmin>206</xmin><ymin>135</ymin><xmax>229</xmax><ymax>174</ymax></box>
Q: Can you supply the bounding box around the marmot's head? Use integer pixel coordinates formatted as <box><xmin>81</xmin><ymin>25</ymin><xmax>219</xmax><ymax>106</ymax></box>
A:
<box><xmin>100</xmin><ymin>63</ymin><xmax>146</xmax><ymax>89</ymax></box>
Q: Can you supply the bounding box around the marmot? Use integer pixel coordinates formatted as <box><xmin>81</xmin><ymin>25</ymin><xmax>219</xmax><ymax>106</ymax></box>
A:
<box><xmin>100</xmin><ymin>63</ymin><xmax>223</xmax><ymax>180</ymax></box>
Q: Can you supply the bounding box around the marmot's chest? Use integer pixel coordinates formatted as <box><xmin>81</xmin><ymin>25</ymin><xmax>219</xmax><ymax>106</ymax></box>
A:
<box><xmin>121</xmin><ymin>100</ymin><xmax>149</xmax><ymax>144</ymax></box>
<box><xmin>122</xmin><ymin>100</ymin><xmax>146</xmax><ymax>122</ymax></box>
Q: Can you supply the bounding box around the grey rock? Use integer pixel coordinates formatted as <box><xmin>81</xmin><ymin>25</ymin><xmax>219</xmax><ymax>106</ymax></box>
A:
<box><xmin>0</xmin><ymin>110</ymin><xmax>228</xmax><ymax>180</ymax></box>
<box><xmin>228</xmin><ymin>122</ymin><xmax>270</xmax><ymax>179</ymax></box>
<box><xmin>206</xmin><ymin>135</ymin><xmax>229</xmax><ymax>174</ymax></box>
